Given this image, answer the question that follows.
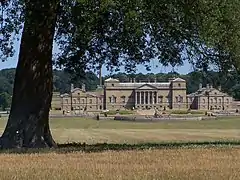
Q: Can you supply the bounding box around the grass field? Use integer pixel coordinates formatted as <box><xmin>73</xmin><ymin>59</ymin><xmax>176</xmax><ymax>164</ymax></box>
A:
<box><xmin>0</xmin><ymin>148</ymin><xmax>239</xmax><ymax>180</ymax></box>
<box><xmin>0</xmin><ymin>117</ymin><xmax>240</xmax><ymax>144</ymax></box>
<box><xmin>0</xmin><ymin>117</ymin><xmax>239</xmax><ymax>179</ymax></box>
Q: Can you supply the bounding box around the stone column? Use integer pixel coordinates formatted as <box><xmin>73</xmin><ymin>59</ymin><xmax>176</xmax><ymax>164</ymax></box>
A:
<box><xmin>140</xmin><ymin>91</ymin><xmax>142</xmax><ymax>104</ymax></box>
<box><xmin>135</xmin><ymin>91</ymin><xmax>137</xmax><ymax>105</ymax></box>
<box><xmin>155</xmin><ymin>92</ymin><xmax>158</xmax><ymax>104</ymax></box>
<box><xmin>143</xmin><ymin>91</ymin><xmax>146</xmax><ymax>105</ymax></box>
<box><xmin>148</xmin><ymin>91</ymin><xmax>150</xmax><ymax>105</ymax></box>
<box><xmin>152</xmin><ymin>91</ymin><xmax>155</xmax><ymax>104</ymax></box>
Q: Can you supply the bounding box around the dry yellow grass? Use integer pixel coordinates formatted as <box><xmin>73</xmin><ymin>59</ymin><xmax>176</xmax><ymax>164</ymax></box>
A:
<box><xmin>0</xmin><ymin>148</ymin><xmax>239</xmax><ymax>180</ymax></box>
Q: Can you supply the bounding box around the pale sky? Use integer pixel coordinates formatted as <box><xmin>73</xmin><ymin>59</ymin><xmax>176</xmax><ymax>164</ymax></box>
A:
<box><xmin>0</xmin><ymin>39</ymin><xmax>194</xmax><ymax>76</ymax></box>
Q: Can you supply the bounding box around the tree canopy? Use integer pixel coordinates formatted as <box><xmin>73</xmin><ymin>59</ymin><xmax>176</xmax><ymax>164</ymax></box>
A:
<box><xmin>1</xmin><ymin>0</ymin><xmax>240</xmax><ymax>74</ymax></box>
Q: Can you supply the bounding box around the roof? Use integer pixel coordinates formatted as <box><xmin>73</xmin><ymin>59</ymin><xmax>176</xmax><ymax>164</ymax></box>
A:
<box><xmin>172</xmin><ymin>78</ymin><xmax>186</xmax><ymax>82</ymax></box>
<box><xmin>71</xmin><ymin>88</ymin><xmax>82</xmax><ymax>93</ymax></box>
<box><xmin>187</xmin><ymin>87</ymin><xmax>231</xmax><ymax>97</ymax></box>
<box><xmin>117</xmin><ymin>82</ymin><xmax>171</xmax><ymax>88</ymax></box>
<box><xmin>104</xmin><ymin>78</ymin><xmax>119</xmax><ymax>82</ymax></box>
<box><xmin>60</xmin><ymin>93</ymin><xmax>70</xmax><ymax>97</ymax></box>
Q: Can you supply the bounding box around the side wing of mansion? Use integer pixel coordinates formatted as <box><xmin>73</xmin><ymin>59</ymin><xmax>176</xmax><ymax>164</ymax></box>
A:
<box><xmin>51</xmin><ymin>77</ymin><xmax>235</xmax><ymax>113</ymax></box>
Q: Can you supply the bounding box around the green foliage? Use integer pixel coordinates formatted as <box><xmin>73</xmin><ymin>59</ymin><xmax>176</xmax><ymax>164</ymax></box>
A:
<box><xmin>1</xmin><ymin>141</ymin><xmax>240</xmax><ymax>154</ymax></box>
<box><xmin>1</xmin><ymin>0</ymin><xmax>240</xmax><ymax>78</ymax></box>
<box><xmin>0</xmin><ymin>92</ymin><xmax>11</xmax><ymax>110</ymax></box>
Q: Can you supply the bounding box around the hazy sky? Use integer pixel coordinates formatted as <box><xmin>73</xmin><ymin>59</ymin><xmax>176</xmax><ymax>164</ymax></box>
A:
<box><xmin>0</xmin><ymin>39</ymin><xmax>194</xmax><ymax>76</ymax></box>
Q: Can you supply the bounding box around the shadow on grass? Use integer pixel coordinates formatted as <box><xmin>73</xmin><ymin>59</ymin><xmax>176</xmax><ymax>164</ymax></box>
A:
<box><xmin>1</xmin><ymin>141</ymin><xmax>240</xmax><ymax>154</ymax></box>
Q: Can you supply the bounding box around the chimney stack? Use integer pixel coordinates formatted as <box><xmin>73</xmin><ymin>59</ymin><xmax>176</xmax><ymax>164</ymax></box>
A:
<box><xmin>206</xmin><ymin>84</ymin><xmax>210</xmax><ymax>89</ymax></box>
<box><xmin>82</xmin><ymin>83</ymin><xmax>86</xmax><ymax>92</ymax></box>
<box><xmin>218</xmin><ymin>85</ymin><xmax>222</xmax><ymax>91</ymax></box>
<box><xmin>199</xmin><ymin>83</ymin><xmax>202</xmax><ymax>90</ymax></box>
<box><xmin>133</xmin><ymin>78</ymin><xmax>136</xmax><ymax>83</ymax></box>
<box><xmin>154</xmin><ymin>77</ymin><xmax>157</xmax><ymax>83</ymax></box>
<box><xmin>71</xmin><ymin>83</ymin><xmax>74</xmax><ymax>92</ymax></box>
<box><xmin>99</xmin><ymin>65</ymin><xmax>102</xmax><ymax>86</ymax></box>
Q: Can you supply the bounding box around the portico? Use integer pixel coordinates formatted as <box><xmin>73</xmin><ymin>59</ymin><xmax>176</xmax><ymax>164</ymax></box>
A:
<box><xmin>135</xmin><ymin>91</ymin><xmax>158</xmax><ymax>105</ymax></box>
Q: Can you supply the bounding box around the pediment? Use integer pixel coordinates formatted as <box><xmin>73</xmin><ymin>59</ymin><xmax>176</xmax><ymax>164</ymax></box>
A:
<box><xmin>61</xmin><ymin>93</ymin><xmax>70</xmax><ymax>98</ymax></box>
<box><xmin>71</xmin><ymin>88</ymin><xmax>84</xmax><ymax>95</ymax></box>
<box><xmin>137</xmin><ymin>84</ymin><xmax>158</xmax><ymax>90</ymax></box>
<box><xmin>209</xmin><ymin>89</ymin><xmax>226</xmax><ymax>96</ymax></box>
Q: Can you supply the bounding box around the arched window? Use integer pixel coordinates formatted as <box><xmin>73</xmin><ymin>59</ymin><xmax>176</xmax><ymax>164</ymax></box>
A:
<box><xmin>226</xmin><ymin>99</ymin><xmax>229</xmax><ymax>104</ymax></box>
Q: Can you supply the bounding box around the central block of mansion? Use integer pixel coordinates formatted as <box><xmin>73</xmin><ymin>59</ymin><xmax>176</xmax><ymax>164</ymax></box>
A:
<box><xmin>51</xmin><ymin>77</ymin><xmax>233</xmax><ymax>113</ymax></box>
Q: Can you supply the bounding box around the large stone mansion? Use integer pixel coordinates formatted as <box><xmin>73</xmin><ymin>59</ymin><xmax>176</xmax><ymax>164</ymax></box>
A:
<box><xmin>51</xmin><ymin>77</ymin><xmax>235</xmax><ymax>113</ymax></box>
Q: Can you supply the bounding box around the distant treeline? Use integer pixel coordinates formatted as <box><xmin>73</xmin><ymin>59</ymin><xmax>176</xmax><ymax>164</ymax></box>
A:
<box><xmin>1</xmin><ymin>68</ymin><xmax>240</xmax><ymax>110</ymax></box>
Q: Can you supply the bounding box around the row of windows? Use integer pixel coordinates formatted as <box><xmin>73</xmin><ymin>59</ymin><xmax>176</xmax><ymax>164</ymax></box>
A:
<box><xmin>188</xmin><ymin>97</ymin><xmax>230</xmax><ymax>104</ymax></box>
<box><xmin>200</xmin><ymin>105</ymin><xmax>229</xmax><ymax>110</ymax></box>
<box><xmin>63</xmin><ymin>98</ymin><xmax>102</xmax><ymax>104</ymax></box>
<box><xmin>175</xmin><ymin>96</ymin><xmax>184</xmax><ymax>103</ymax></box>
<box><xmin>201</xmin><ymin>98</ymin><xmax>230</xmax><ymax>104</ymax></box>
<box><xmin>63</xmin><ymin>105</ymin><xmax>102</xmax><ymax>110</ymax></box>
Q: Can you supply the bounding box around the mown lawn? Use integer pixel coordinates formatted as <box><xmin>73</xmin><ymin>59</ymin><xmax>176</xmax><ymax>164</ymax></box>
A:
<box><xmin>0</xmin><ymin>117</ymin><xmax>239</xmax><ymax>144</ymax></box>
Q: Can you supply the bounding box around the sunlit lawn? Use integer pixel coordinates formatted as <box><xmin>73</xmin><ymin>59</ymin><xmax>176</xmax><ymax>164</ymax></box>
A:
<box><xmin>0</xmin><ymin>117</ymin><xmax>240</xmax><ymax>144</ymax></box>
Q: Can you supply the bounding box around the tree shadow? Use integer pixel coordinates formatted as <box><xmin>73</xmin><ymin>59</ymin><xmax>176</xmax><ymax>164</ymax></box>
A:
<box><xmin>0</xmin><ymin>141</ymin><xmax>240</xmax><ymax>154</ymax></box>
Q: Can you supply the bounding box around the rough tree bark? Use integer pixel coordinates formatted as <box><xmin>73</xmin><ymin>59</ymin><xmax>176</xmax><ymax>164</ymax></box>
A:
<box><xmin>0</xmin><ymin>0</ymin><xmax>59</xmax><ymax>149</ymax></box>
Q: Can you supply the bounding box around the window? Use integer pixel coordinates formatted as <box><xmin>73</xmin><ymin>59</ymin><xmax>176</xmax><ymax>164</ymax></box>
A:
<box><xmin>65</xmin><ymin>99</ymin><xmax>68</xmax><ymax>104</ymax></box>
<box><xmin>203</xmin><ymin>99</ymin><xmax>206</xmax><ymax>104</ymax></box>
<box><xmin>82</xmin><ymin>99</ymin><xmax>85</xmax><ymax>104</ymax></box>
<box><xmin>113</xmin><ymin>96</ymin><xmax>117</xmax><ymax>103</ymax></box>
<box><xmin>226</xmin><ymin>99</ymin><xmax>229</xmax><ymax>104</ymax></box>
<box><xmin>210</xmin><ymin>99</ymin><xmax>213</xmax><ymax>103</ymax></box>
<box><xmin>175</xmin><ymin>96</ymin><xmax>178</xmax><ymax>102</ymax></box>
<box><xmin>219</xmin><ymin>99</ymin><xmax>222</xmax><ymax>103</ymax></box>
<box><xmin>166</xmin><ymin>96</ymin><xmax>170</xmax><ymax>103</ymax></box>
<box><xmin>158</xmin><ymin>96</ymin><xmax>163</xmax><ymax>103</ymax></box>
<box><xmin>178</xmin><ymin>83</ymin><xmax>181</xmax><ymax>87</ymax></box>
<box><xmin>89</xmin><ymin>99</ymin><xmax>93</xmax><ymax>104</ymax></box>
<box><xmin>112</xmin><ymin>84</ymin><xmax>114</xmax><ymax>87</ymax></box>
<box><xmin>180</xmin><ymin>96</ymin><xmax>183</xmax><ymax>103</ymax></box>
<box><xmin>109</xmin><ymin>96</ymin><xmax>117</xmax><ymax>103</ymax></box>
<box><xmin>73</xmin><ymin>99</ymin><xmax>76</xmax><ymax>104</ymax></box>
<box><xmin>121</xmin><ymin>96</ymin><xmax>126</xmax><ymax>103</ymax></box>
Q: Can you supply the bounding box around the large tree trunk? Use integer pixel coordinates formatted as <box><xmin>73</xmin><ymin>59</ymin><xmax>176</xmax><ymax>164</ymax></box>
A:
<box><xmin>0</xmin><ymin>0</ymin><xmax>59</xmax><ymax>149</ymax></box>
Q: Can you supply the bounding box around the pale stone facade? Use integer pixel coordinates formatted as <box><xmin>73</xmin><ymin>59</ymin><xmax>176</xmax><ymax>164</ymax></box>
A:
<box><xmin>51</xmin><ymin>84</ymin><xmax>104</xmax><ymax>114</ymax></box>
<box><xmin>51</xmin><ymin>77</ymin><xmax>235</xmax><ymax>113</ymax></box>
<box><xmin>187</xmin><ymin>84</ymin><xmax>233</xmax><ymax>110</ymax></box>
<box><xmin>104</xmin><ymin>77</ymin><xmax>187</xmax><ymax>111</ymax></box>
